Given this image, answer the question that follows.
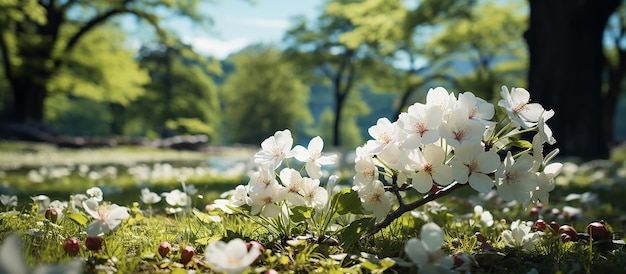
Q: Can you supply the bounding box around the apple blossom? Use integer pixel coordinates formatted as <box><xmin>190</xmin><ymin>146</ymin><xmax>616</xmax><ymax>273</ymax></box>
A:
<box><xmin>205</xmin><ymin>238</ymin><xmax>261</xmax><ymax>274</ymax></box>
<box><xmin>254</xmin><ymin>129</ymin><xmax>296</xmax><ymax>170</ymax></box>
<box><xmin>0</xmin><ymin>194</ymin><xmax>17</xmax><ymax>208</ymax></box>
<box><xmin>292</xmin><ymin>136</ymin><xmax>337</xmax><ymax>179</ymax></box>
<box><xmin>358</xmin><ymin>180</ymin><xmax>392</xmax><ymax>222</ymax></box>
<box><xmin>405</xmin><ymin>144</ymin><xmax>454</xmax><ymax>193</ymax></box>
<box><xmin>495</xmin><ymin>152</ymin><xmax>538</xmax><ymax>205</ymax></box>
<box><xmin>404</xmin><ymin>222</ymin><xmax>455</xmax><ymax>274</ymax></box>
<box><xmin>83</xmin><ymin>199</ymin><xmax>130</xmax><ymax>237</ymax></box>
<box><xmin>501</xmin><ymin>220</ymin><xmax>540</xmax><ymax>249</ymax></box>
<box><xmin>139</xmin><ymin>188</ymin><xmax>161</xmax><ymax>205</ymax></box>
<box><xmin>498</xmin><ymin>86</ymin><xmax>547</xmax><ymax>129</ymax></box>
<box><xmin>451</xmin><ymin>143</ymin><xmax>500</xmax><ymax>193</ymax></box>
<box><xmin>397</xmin><ymin>103</ymin><xmax>443</xmax><ymax>149</ymax></box>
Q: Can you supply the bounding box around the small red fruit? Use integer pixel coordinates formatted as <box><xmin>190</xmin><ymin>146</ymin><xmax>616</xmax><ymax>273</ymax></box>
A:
<box><xmin>533</xmin><ymin>219</ymin><xmax>547</xmax><ymax>231</ymax></box>
<box><xmin>63</xmin><ymin>237</ymin><xmax>80</xmax><ymax>256</ymax></box>
<box><xmin>475</xmin><ymin>232</ymin><xmax>487</xmax><ymax>243</ymax></box>
<box><xmin>561</xmin><ymin>233</ymin><xmax>573</xmax><ymax>243</ymax></box>
<box><xmin>549</xmin><ymin>221</ymin><xmax>560</xmax><ymax>232</ymax></box>
<box><xmin>586</xmin><ymin>221</ymin><xmax>611</xmax><ymax>241</ymax></box>
<box><xmin>45</xmin><ymin>208</ymin><xmax>58</xmax><ymax>223</ymax></box>
<box><xmin>158</xmin><ymin>242</ymin><xmax>171</xmax><ymax>257</ymax></box>
<box><xmin>247</xmin><ymin>240</ymin><xmax>265</xmax><ymax>254</ymax></box>
<box><xmin>181</xmin><ymin>246</ymin><xmax>195</xmax><ymax>264</ymax></box>
<box><xmin>558</xmin><ymin>225</ymin><xmax>578</xmax><ymax>242</ymax></box>
<box><xmin>85</xmin><ymin>236</ymin><xmax>103</xmax><ymax>251</ymax></box>
<box><xmin>530</xmin><ymin>207</ymin><xmax>539</xmax><ymax>217</ymax></box>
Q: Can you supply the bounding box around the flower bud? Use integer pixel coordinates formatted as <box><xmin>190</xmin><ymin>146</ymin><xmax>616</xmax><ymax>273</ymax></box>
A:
<box><xmin>558</xmin><ymin>225</ymin><xmax>578</xmax><ymax>242</ymax></box>
<box><xmin>586</xmin><ymin>221</ymin><xmax>610</xmax><ymax>241</ymax></box>
<box><xmin>181</xmin><ymin>246</ymin><xmax>195</xmax><ymax>264</ymax></box>
<box><xmin>549</xmin><ymin>221</ymin><xmax>560</xmax><ymax>232</ymax></box>
<box><xmin>247</xmin><ymin>240</ymin><xmax>265</xmax><ymax>254</ymax></box>
<box><xmin>530</xmin><ymin>207</ymin><xmax>539</xmax><ymax>217</ymax></box>
<box><xmin>451</xmin><ymin>238</ymin><xmax>462</xmax><ymax>248</ymax></box>
<box><xmin>85</xmin><ymin>236</ymin><xmax>103</xmax><ymax>251</ymax></box>
<box><xmin>561</xmin><ymin>233</ymin><xmax>572</xmax><ymax>243</ymax></box>
<box><xmin>475</xmin><ymin>232</ymin><xmax>487</xmax><ymax>243</ymax></box>
<box><xmin>158</xmin><ymin>242</ymin><xmax>171</xmax><ymax>257</ymax></box>
<box><xmin>45</xmin><ymin>208</ymin><xmax>58</xmax><ymax>223</ymax></box>
<box><xmin>533</xmin><ymin>219</ymin><xmax>547</xmax><ymax>231</ymax></box>
<box><xmin>63</xmin><ymin>237</ymin><xmax>80</xmax><ymax>256</ymax></box>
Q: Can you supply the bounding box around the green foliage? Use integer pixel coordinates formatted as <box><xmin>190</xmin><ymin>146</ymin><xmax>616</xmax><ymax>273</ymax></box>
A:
<box><xmin>221</xmin><ymin>44</ymin><xmax>312</xmax><ymax>144</ymax></box>
<box><xmin>0</xmin><ymin>0</ymin><xmax>209</xmax><ymax>122</ymax></box>
<box><xmin>44</xmin><ymin>95</ymin><xmax>113</xmax><ymax>136</ymax></box>
<box><xmin>2</xmin><ymin>143</ymin><xmax>626</xmax><ymax>273</ymax></box>
<box><xmin>428</xmin><ymin>0</ymin><xmax>529</xmax><ymax>99</ymax></box>
<box><xmin>129</xmin><ymin>42</ymin><xmax>222</xmax><ymax>141</ymax></box>
<box><xmin>48</xmin><ymin>25</ymin><xmax>149</xmax><ymax>106</ymax></box>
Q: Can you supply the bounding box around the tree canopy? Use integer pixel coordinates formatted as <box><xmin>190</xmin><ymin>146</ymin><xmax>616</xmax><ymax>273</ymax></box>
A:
<box><xmin>221</xmin><ymin>45</ymin><xmax>312</xmax><ymax>145</ymax></box>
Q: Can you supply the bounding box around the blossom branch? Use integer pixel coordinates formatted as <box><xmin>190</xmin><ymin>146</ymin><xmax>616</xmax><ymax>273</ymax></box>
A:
<box><xmin>360</xmin><ymin>182</ymin><xmax>468</xmax><ymax>240</ymax></box>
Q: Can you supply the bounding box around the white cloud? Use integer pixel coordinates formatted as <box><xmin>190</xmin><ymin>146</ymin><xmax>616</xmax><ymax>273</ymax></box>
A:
<box><xmin>182</xmin><ymin>36</ymin><xmax>250</xmax><ymax>59</ymax></box>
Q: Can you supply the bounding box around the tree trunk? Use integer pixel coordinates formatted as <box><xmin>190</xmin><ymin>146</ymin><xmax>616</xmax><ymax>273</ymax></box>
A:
<box><xmin>525</xmin><ymin>0</ymin><xmax>620</xmax><ymax>159</ymax></box>
<box><xmin>10</xmin><ymin>79</ymin><xmax>47</xmax><ymax>123</ymax></box>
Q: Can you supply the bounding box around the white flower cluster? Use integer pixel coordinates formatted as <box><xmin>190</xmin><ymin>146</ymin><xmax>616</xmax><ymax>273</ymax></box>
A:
<box><xmin>353</xmin><ymin>86</ymin><xmax>562</xmax><ymax>221</ymax></box>
<box><xmin>220</xmin><ymin>129</ymin><xmax>337</xmax><ymax>218</ymax></box>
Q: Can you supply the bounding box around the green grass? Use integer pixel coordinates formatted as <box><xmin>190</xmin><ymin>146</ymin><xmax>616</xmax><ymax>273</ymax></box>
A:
<box><xmin>1</xmin><ymin>141</ymin><xmax>626</xmax><ymax>273</ymax></box>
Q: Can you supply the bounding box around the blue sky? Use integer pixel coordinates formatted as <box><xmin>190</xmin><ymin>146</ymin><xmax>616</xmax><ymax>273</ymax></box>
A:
<box><xmin>165</xmin><ymin>0</ymin><xmax>324</xmax><ymax>59</ymax></box>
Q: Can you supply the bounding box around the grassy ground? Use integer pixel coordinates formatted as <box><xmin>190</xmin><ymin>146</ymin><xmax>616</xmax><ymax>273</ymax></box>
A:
<box><xmin>1</xmin><ymin>141</ymin><xmax>626</xmax><ymax>273</ymax></box>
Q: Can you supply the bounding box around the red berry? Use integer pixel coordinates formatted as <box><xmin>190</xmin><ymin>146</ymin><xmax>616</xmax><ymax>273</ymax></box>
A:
<box><xmin>158</xmin><ymin>242</ymin><xmax>171</xmax><ymax>257</ymax></box>
<box><xmin>45</xmin><ymin>208</ymin><xmax>58</xmax><ymax>223</ymax></box>
<box><xmin>586</xmin><ymin>221</ymin><xmax>611</xmax><ymax>241</ymax></box>
<box><xmin>63</xmin><ymin>237</ymin><xmax>80</xmax><ymax>256</ymax></box>
<box><xmin>561</xmin><ymin>233</ymin><xmax>572</xmax><ymax>243</ymax></box>
<box><xmin>85</xmin><ymin>236</ymin><xmax>103</xmax><ymax>251</ymax></box>
<box><xmin>480</xmin><ymin>241</ymin><xmax>494</xmax><ymax>252</ymax></box>
<box><xmin>549</xmin><ymin>221</ymin><xmax>560</xmax><ymax>232</ymax></box>
<box><xmin>530</xmin><ymin>207</ymin><xmax>539</xmax><ymax>217</ymax></box>
<box><xmin>181</xmin><ymin>246</ymin><xmax>195</xmax><ymax>264</ymax></box>
<box><xmin>558</xmin><ymin>225</ymin><xmax>578</xmax><ymax>242</ymax></box>
<box><xmin>475</xmin><ymin>232</ymin><xmax>487</xmax><ymax>243</ymax></box>
<box><xmin>247</xmin><ymin>240</ymin><xmax>265</xmax><ymax>254</ymax></box>
<box><xmin>533</xmin><ymin>219</ymin><xmax>547</xmax><ymax>231</ymax></box>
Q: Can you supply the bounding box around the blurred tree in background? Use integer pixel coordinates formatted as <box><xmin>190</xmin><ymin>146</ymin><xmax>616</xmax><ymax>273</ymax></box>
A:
<box><xmin>325</xmin><ymin>0</ymin><xmax>477</xmax><ymax>119</ymax></box>
<box><xmin>0</xmin><ymin>0</ymin><xmax>206</xmax><ymax>123</ymax></box>
<box><xmin>221</xmin><ymin>45</ymin><xmax>312</xmax><ymax>145</ymax></box>
<box><xmin>44</xmin><ymin>25</ymin><xmax>148</xmax><ymax>135</ymax></box>
<box><xmin>428</xmin><ymin>0</ymin><xmax>528</xmax><ymax>99</ymax></box>
<box><xmin>127</xmin><ymin>41</ymin><xmax>222</xmax><ymax>141</ymax></box>
<box><xmin>0</xmin><ymin>0</ymin><xmax>624</xmax><ymax>157</ymax></box>
<box><xmin>284</xmin><ymin>0</ymin><xmax>384</xmax><ymax>147</ymax></box>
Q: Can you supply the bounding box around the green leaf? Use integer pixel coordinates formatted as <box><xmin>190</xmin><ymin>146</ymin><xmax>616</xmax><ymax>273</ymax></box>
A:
<box><xmin>340</xmin><ymin>217</ymin><xmax>375</xmax><ymax>249</ymax></box>
<box><xmin>508</xmin><ymin>140</ymin><xmax>532</xmax><ymax>149</ymax></box>
<box><xmin>290</xmin><ymin>206</ymin><xmax>313</xmax><ymax>223</ymax></box>
<box><xmin>66</xmin><ymin>212</ymin><xmax>88</xmax><ymax>226</ymax></box>
<box><xmin>192</xmin><ymin>209</ymin><xmax>217</xmax><ymax>223</ymax></box>
<box><xmin>332</xmin><ymin>188</ymin><xmax>364</xmax><ymax>215</ymax></box>
<box><xmin>195</xmin><ymin>235</ymin><xmax>222</xmax><ymax>246</ymax></box>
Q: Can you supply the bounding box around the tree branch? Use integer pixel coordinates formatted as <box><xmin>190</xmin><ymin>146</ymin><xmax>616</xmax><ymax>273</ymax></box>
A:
<box><xmin>360</xmin><ymin>182</ymin><xmax>468</xmax><ymax>240</ymax></box>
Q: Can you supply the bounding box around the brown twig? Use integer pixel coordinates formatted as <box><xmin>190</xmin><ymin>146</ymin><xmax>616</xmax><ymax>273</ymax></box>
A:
<box><xmin>360</xmin><ymin>182</ymin><xmax>468</xmax><ymax>240</ymax></box>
